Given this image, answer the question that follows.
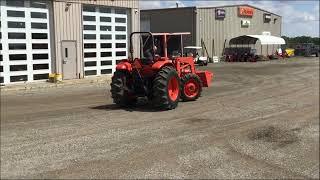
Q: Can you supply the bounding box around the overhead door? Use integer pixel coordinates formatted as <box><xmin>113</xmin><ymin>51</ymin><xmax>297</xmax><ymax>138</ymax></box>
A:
<box><xmin>82</xmin><ymin>5</ymin><xmax>128</xmax><ymax>77</ymax></box>
<box><xmin>0</xmin><ymin>0</ymin><xmax>51</xmax><ymax>84</ymax></box>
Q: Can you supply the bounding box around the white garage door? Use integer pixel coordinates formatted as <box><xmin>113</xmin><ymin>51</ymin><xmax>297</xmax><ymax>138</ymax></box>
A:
<box><xmin>82</xmin><ymin>5</ymin><xmax>128</xmax><ymax>76</ymax></box>
<box><xmin>0</xmin><ymin>0</ymin><xmax>51</xmax><ymax>84</ymax></box>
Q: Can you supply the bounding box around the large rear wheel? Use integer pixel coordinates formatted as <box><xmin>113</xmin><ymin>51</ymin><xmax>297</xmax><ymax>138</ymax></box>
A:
<box><xmin>152</xmin><ymin>66</ymin><xmax>180</xmax><ymax>110</ymax></box>
<box><xmin>181</xmin><ymin>74</ymin><xmax>202</xmax><ymax>101</ymax></box>
<box><xmin>110</xmin><ymin>71</ymin><xmax>135</xmax><ymax>106</ymax></box>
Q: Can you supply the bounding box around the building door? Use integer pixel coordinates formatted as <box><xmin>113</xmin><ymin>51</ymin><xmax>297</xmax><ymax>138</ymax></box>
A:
<box><xmin>82</xmin><ymin>5</ymin><xmax>128</xmax><ymax>77</ymax></box>
<box><xmin>61</xmin><ymin>41</ymin><xmax>77</xmax><ymax>80</ymax></box>
<box><xmin>0</xmin><ymin>0</ymin><xmax>51</xmax><ymax>85</ymax></box>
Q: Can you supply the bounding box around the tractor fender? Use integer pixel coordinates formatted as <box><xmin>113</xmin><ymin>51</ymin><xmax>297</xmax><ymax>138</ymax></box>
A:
<box><xmin>152</xmin><ymin>60</ymin><xmax>174</xmax><ymax>71</ymax></box>
<box><xmin>116</xmin><ymin>61</ymin><xmax>132</xmax><ymax>72</ymax></box>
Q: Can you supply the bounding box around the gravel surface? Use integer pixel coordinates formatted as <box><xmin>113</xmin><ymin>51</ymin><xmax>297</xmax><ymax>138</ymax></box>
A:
<box><xmin>1</xmin><ymin>57</ymin><xmax>319</xmax><ymax>179</ymax></box>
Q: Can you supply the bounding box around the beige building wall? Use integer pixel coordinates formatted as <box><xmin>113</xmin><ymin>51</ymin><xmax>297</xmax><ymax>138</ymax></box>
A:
<box><xmin>141</xmin><ymin>5</ymin><xmax>282</xmax><ymax>57</ymax></box>
<box><xmin>196</xmin><ymin>6</ymin><xmax>282</xmax><ymax>56</ymax></box>
<box><xmin>52</xmin><ymin>0</ymin><xmax>139</xmax><ymax>78</ymax></box>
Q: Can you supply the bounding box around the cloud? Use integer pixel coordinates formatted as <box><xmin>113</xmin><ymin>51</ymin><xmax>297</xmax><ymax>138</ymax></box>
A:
<box><xmin>140</xmin><ymin>0</ymin><xmax>319</xmax><ymax>37</ymax></box>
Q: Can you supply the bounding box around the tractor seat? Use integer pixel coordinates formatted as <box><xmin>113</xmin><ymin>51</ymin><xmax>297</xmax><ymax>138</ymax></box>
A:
<box><xmin>141</xmin><ymin>58</ymin><xmax>154</xmax><ymax>65</ymax></box>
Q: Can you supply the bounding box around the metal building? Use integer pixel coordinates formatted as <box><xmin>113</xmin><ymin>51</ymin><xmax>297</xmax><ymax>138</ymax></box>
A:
<box><xmin>0</xmin><ymin>0</ymin><xmax>139</xmax><ymax>85</ymax></box>
<box><xmin>141</xmin><ymin>4</ymin><xmax>282</xmax><ymax>58</ymax></box>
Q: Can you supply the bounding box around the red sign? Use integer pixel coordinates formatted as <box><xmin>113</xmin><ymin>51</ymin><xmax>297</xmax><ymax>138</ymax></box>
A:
<box><xmin>238</xmin><ymin>6</ymin><xmax>254</xmax><ymax>17</ymax></box>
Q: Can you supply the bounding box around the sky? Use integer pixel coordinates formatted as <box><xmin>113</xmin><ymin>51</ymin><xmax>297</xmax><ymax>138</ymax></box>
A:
<box><xmin>140</xmin><ymin>0</ymin><xmax>320</xmax><ymax>37</ymax></box>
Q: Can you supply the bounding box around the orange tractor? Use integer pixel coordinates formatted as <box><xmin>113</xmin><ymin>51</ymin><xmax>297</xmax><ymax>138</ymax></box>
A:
<box><xmin>110</xmin><ymin>32</ymin><xmax>213</xmax><ymax>110</ymax></box>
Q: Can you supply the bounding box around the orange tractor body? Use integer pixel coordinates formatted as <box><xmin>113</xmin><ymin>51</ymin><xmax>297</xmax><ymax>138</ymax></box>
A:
<box><xmin>111</xmin><ymin>32</ymin><xmax>213</xmax><ymax>110</ymax></box>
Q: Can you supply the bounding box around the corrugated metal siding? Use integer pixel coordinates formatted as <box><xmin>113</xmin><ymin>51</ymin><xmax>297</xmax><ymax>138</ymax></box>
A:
<box><xmin>53</xmin><ymin>1</ymin><xmax>83</xmax><ymax>77</ymax></box>
<box><xmin>197</xmin><ymin>6</ymin><xmax>282</xmax><ymax>56</ymax></box>
<box><xmin>130</xmin><ymin>8</ymin><xmax>141</xmax><ymax>57</ymax></box>
<box><xmin>141</xmin><ymin>8</ymin><xmax>196</xmax><ymax>46</ymax></box>
<box><xmin>52</xmin><ymin>0</ymin><xmax>139</xmax><ymax>78</ymax></box>
<box><xmin>54</xmin><ymin>0</ymin><xmax>138</xmax><ymax>9</ymax></box>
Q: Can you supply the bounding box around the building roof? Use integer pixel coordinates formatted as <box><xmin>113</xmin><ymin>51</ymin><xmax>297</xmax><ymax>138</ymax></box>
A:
<box><xmin>141</xmin><ymin>4</ymin><xmax>281</xmax><ymax>17</ymax></box>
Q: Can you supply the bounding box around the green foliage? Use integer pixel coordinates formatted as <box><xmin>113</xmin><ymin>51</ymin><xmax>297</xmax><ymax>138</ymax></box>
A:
<box><xmin>282</xmin><ymin>36</ymin><xmax>320</xmax><ymax>48</ymax></box>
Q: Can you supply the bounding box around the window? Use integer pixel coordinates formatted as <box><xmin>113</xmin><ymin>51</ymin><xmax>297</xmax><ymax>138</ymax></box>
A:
<box><xmin>101</xmin><ymin>52</ymin><xmax>112</xmax><ymax>57</ymax></box>
<box><xmin>8</xmin><ymin>21</ymin><xmax>25</xmax><ymax>28</ymax></box>
<box><xmin>32</xmin><ymin>43</ymin><xmax>48</xmax><ymax>49</ymax></box>
<box><xmin>99</xmin><ymin>7</ymin><xmax>111</xmax><ymax>13</ymax></box>
<box><xmin>83</xmin><ymin>16</ymin><xmax>96</xmax><ymax>21</ymax></box>
<box><xmin>116</xmin><ymin>43</ymin><xmax>126</xmax><ymax>48</ymax></box>
<box><xmin>31</xmin><ymin>12</ymin><xmax>47</xmax><ymax>19</ymax></box>
<box><xmin>9</xmin><ymin>54</ymin><xmax>27</xmax><ymax>61</ymax></box>
<box><xmin>115</xmin><ymin>26</ymin><xmax>126</xmax><ymax>31</ymax></box>
<box><xmin>10</xmin><ymin>75</ymin><xmax>28</xmax><ymax>82</ymax></box>
<box><xmin>0</xmin><ymin>55</ymin><xmax>2</xmax><ymax>61</ymax></box>
<box><xmin>100</xmin><ymin>34</ymin><xmax>111</xmax><ymax>40</ymax></box>
<box><xmin>84</xmin><ymin>43</ymin><xmax>96</xmax><ymax>49</ymax></box>
<box><xmin>31</xmin><ymin>22</ymin><xmax>47</xmax><ymax>29</ymax></box>
<box><xmin>100</xmin><ymin>17</ymin><xmax>111</xmax><ymax>22</ymax></box>
<box><xmin>115</xmin><ymin>9</ymin><xmax>127</xmax><ymax>14</ymax></box>
<box><xmin>115</xmin><ymin>18</ymin><xmax>126</xmax><ymax>23</ymax></box>
<box><xmin>84</xmin><ymin>25</ymin><xmax>96</xmax><ymax>30</ymax></box>
<box><xmin>116</xmin><ymin>51</ymin><xmax>126</xmax><ymax>56</ymax></box>
<box><xmin>32</xmin><ymin>33</ymin><xmax>48</xmax><ymax>39</ymax></box>
<box><xmin>101</xmin><ymin>69</ymin><xmax>112</xmax><ymax>74</ymax></box>
<box><xmin>116</xmin><ymin>35</ymin><xmax>126</xmax><ymax>40</ymax></box>
<box><xmin>116</xmin><ymin>60</ymin><xmax>122</xmax><ymax>64</ymax></box>
<box><xmin>85</xmin><ymin>61</ymin><xmax>96</xmax><ymax>67</ymax></box>
<box><xmin>101</xmin><ymin>43</ymin><xmax>112</xmax><ymax>48</ymax></box>
<box><xmin>9</xmin><ymin>43</ymin><xmax>26</xmax><ymax>50</ymax></box>
<box><xmin>6</xmin><ymin>0</ymin><xmax>25</xmax><ymax>7</ymax></box>
<box><xmin>0</xmin><ymin>77</ymin><xmax>3</xmax><ymax>83</ymax></box>
<box><xmin>7</xmin><ymin>10</ymin><xmax>25</xmax><ymax>17</ymax></box>
<box><xmin>83</xmin><ymin>5</ymin><xmax>96</xmax><ymax>12</ymax></box>
<box><xmin>30</xmin><ymin>1</ymin><xmax>47</xmax><ymax>8</ymax></box>
<box><xmin>8</xmin><ymin>33</ymin><xmax>26</xmax><ymax>39</ymax></box>
<box><xmin>85</xmin><ymin>70</ymin><xmax>97</xmax><ymax>76</ymax></box>
<box><xmin>33</xmin><ymin>73</ymin><xmax>48</xmax><ymax>80</ymax></box>
<box><xmin>33</xmin><ymin>64</ymin><xmax>49</xmax><ymax>70</ymax></box>
<box><xmin>84</xmin><ymin>52</ymin><xmax>96</xmax><ymax>58</ymax></box>
<box><xmin>0</xmin><ymin>44</ymin><xmax>2</xmax><ymax>50</ymax></box>
<box><xmin>101</xmin><ymin>61</ymin><xmax>112</xmax><ymax>66</ymax></box>
<box><xmin>84</xmin><ymin>34</ymin><xmax>96</xmax><ymax>39</ymax></box>
<box><xmin>100</xmin><ymin>26</ymin><xmax>111</xmax><ymax>31</ymax></box>
<box><xmin>10</xmin><ymin>65</ymin><xmax>27</xmax><ymax>71</ymax></box>
<box><xmin>0</xmin><ymin>66</ymin><xmax>3</xmax><ymax>72</ymax></box>
<box><xmin>33</xmin><ymin>54</ymin><xmax>48</xmax><ymax>60</ymax></box>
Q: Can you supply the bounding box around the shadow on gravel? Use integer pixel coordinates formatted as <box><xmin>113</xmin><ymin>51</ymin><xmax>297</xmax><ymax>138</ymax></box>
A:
<box><xmin>248</xmin><ymin>126</ymin><xmax>300</xmax><ymax>148</ymax></box>
<box><xmin>90</xmin><ymin>99</ymin><xmax>163</xmax><ymax>112</ymax></box>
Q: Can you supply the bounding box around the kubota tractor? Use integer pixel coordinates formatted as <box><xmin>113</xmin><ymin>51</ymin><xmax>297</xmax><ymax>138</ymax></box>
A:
<box><xmin>110</xmin><ymin>32</ymin><xmax>213</xmax><ymax>110</ymax></box>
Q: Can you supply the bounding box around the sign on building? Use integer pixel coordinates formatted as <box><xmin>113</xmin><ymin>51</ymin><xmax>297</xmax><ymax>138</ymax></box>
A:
<box><xmin>264</xmin><ymin>13</ymin><xmax>271</xmax><ymax>23</ymax></box>
<box><xmin>241</xmin><ymin>20</ymin><xmax>251</xmax><ymax>27</ymax></box>
<box><xmin>215</xmin><ymin>9</ymin><xmax>226</xmax><ymax>19</ymax></box>
<box><xmin>238</xmin><ymin>6</ymin><xmax>254</xmax><ymax>17</ymax></box>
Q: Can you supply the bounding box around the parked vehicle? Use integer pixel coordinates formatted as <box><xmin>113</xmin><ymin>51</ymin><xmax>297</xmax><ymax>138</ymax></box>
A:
<box><xmin>110</xmin><ymin>32</ymin><xmax>213</xmax><ymax>110</ymax></box>
<box><xmin>184</xmin><ymin>46</ymin><xmax>209</xmax><ymax>66</ymax></box>
<box><xmin>294</xmin><ymin>43</ymin><xmax>319</xmax><ymax>57</ymax></box>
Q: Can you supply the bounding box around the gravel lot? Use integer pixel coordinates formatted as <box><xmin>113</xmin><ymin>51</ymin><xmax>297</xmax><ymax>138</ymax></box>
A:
<box><xmin>1</xmin><ymin>57</ymin><xmax>319</xmax><ymax>179</ymax></box>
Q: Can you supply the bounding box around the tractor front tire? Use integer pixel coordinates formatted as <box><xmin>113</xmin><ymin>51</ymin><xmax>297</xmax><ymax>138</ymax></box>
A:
<box><xmin>152</xmin><ymin>66</ymin><xmax>180</xmax><ymax>110</ymax></box>
<box><xmin>181</xmin><ymin>74</ymin><xmax>202</xmax><ymax>101</ymax></box>
<box><xmin>110</xmin><ymin>71</ymin><xmax>135</xmax><ymax>106</ymax></box>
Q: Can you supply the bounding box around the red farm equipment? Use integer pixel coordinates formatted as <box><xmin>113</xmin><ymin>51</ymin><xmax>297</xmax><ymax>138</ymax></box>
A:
<box><xmin>110</xmin><ymin>32</ymin><xmax>213</xmax><ymax>110</ymax></box>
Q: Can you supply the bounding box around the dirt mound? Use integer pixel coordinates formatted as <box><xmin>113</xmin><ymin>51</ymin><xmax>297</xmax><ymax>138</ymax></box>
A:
<box><xmin>248</xmin><ymin>126</ymin><xmax>299</xmax><ymax>147</ymax></box>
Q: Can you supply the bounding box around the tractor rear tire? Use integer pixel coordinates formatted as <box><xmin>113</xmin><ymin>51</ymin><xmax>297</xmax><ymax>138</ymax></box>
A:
<box><xmin>181</xmin><ymin>74</ymin><xmax>202</xmax><ymax>101</ymax></box>
<box><xmin>152</xmin><ymin>66</ymin><xmax>180</xmax><ymax>110</ymax></box>
<box><xmin>110</xmin><ymin>71</ymin><xmax>135</xmax><ymax>106</ymax></box>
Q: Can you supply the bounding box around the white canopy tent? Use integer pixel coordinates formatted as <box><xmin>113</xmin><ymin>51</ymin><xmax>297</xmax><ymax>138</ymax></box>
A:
<box><xmin>229</xmin><ymin>35</ymin><xmax>285</xmax><ymax>45</ymax></box>
<box><xmin>228</xmin><ymin>34</ymin><xmax>286</xmax><ymax>55</ymax></box>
